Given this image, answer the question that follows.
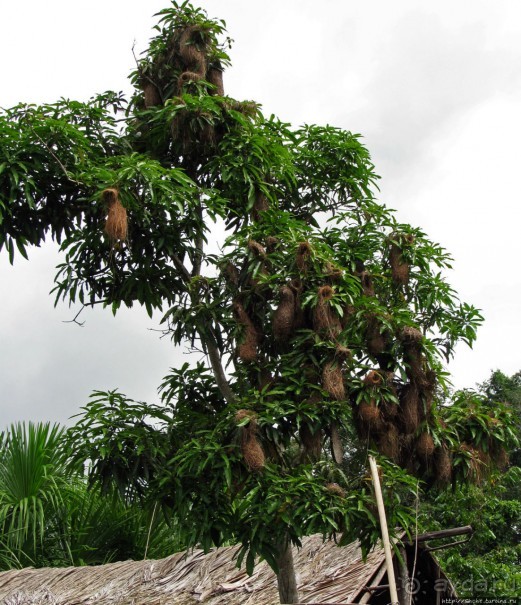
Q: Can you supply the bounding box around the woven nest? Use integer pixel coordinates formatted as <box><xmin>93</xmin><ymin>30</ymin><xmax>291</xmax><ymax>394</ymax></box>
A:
<box><xmin>325</xmin><ymin>482</ymin><xmax>346</xmax><ymax>498</ymax></box>
<box><xmin>266</xmin><ymin>236</ymin><xmax>279</xmax><ymax>253</ymax></box>
<box><xmin>416</xmin><ymin>432</ymin><xmax>435</xmax><ymax>460</ymax></box>
<box><xmin>358</xmin><ymin>401</ymin><xmax>383</xmax><ymax>433</ymax></box>
<box><xmin>207</xmin><ymin>65</ymin><xmax>224</xmax><ymax>96</ymax></box>
<box><xmin>252</xmin><ymin>192</ymin><xmax>269</xmax><ymax>221</ymax></box>
<box><xmin>142</xmin><ymin>81</ymin><xmax>162</xmax><ymax>108</ymax></box>
<box><xmin>300</xmin><ymin>423</ymin><xmax>322</xmax><ymax>461</ymax></box>
<box><xmin>177</xmin><ymin>70</ymin><xmax>204</xmax><ymax>94</ymax></box>
<box><xmin>324</xmin><ymin>261</ymin><xmax>343</xmax><ymax>282</ymax></box>
<box><xmin>247</xmin><ymin>239</ymin><xmax>267</xmax><ymax>260</ymax></box>
<box><xmin>399</xmin><ymin>383</ymin><xmax>420</xmax><ymax>434</ymax></box>
<box><xmin>235</xmin><ymin>409</ymin><xmax>258</xmax><ymax>432</ymax></box>
<box><xmin>364</xmin><ymin>370</ymin><xmax>383</xmax><ymax>387</ymax></box>
<box><xmin>335</xmin><ymin>345</ymin><xmax>351</xmax><ymax>361</ymax></box>
<box><xmin>389</xmin><ymin>242</ymin><xmax>410</xmax><ymax>286</ymax></box>
<box><xmin>314</xmin><ymin>286</ymin><xmax>342</xmax><ymax>339</ymax></box>
<box><xmin>359</xmin><ymin>271</ymin><xmax>375</xmax><ymax>296</ymax></box>
<box><xmin>330</xmin><ymin>422</ymin><xmax>344</xmax><ymax>463</ymax></box>
<box><xmin>102</xmin><ymin>188</ymin><xmax>127</xmax><ymax>242</ymax></box>
<box><xmin>378</xmin><ymin>423</ymin><xmax>400</xmax><ymax>461</ymax></box>
<box><xmin>434</xmin><ymin>445</ymin><xmax>452</xmax><ymax>484</ymax></box>
<box><xmin>322</xmin><ymin>361</ymin><xmax>345</xmax><ymax>400</ymax></box>
<box><xmin>232</xmin><ymin>300</ymin><xmax>259</xmax><ymax>363</ymax></box>
<box><xmin>222</xmin><ymin>262</ymin><xmax>239</xmax><ymax>286</ymax></box>
<box><xmin>400</xmin><ymin>326</ymin><xmax>423</xmax><ymax>344</ymax></box>
<box><xmin>296</xmin><ymin>241</ymin><xmax>312</xmax><ymax>272</ymax></box>
<box><xmin>273</xmin><ymin>285</ymin><xmax>295</xmax><ymax>341</ymax></box>
<box><xmin>241</xmin><ymin>434</ymin><xmax>265</xmax><ymax>471</ymax></box>
<box><xmin>366</xmin><ymin>319</ymin><xmax>385</xmax><ymax>357</ymax></box>
<box><xmin>178</xmin><ymin>25</ymin><xmax>208</xmax><ymax>74</ymax></box>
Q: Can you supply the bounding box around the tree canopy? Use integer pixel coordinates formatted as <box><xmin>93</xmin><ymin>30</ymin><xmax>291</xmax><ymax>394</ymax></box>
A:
<box><xmin>0</xmin><ymin>2</ymin><xmax>517</xmax><ymax>602</ymax></box>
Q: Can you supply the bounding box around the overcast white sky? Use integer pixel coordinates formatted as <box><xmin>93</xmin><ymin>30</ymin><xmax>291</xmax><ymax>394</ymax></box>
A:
<box><xmin>1</xmin><ymin>0</ymin><xmax>520</xmax><ymax>428</ymax></box>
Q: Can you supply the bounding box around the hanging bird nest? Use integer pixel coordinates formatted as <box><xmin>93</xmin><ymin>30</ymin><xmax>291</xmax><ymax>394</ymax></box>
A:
<box><xmin>434</xmin><ymin>445</ymin><xmax>452</xmax><ymax>484</ymax></box>
<box><xmin>325</xmin><ymin>482</ymin><xmax>346</xmax><ymax>497</ymax></box>
<box><xmin>207</xmin><ymin>65</ymin><xmax>224</xmax><ymax>95</ymax></box>
<box><xmin>313</xmin><ymin>286</ymin><xmax>342</xmax><ymax>339</ymax></box>
<box><xmin>400</xmin><ymin>326</ymin><xmax>423</xmax><ymax>344</ymax></box>
<box><xmin>235</xmin><ymin>409</ymin><xmax>258</xmax><ymax>432</ymax></box>
<box><xmin>232</xmin><ymin>300</ymin><xmax>259</xmax><ymax>362</ymax></box>
<box><xmin>178</xmin><ymin>25</ymin><xmax>208</xmax><ymax>74</ymax></box>
<box><xmin>265</xmin><ymin>236</ymin><xmax>279</xmax><ymax>253</ymax></box>
<box><xmin>252</xmin><ymin>191</ymin><xmax>269</xmax><ymax>221</ymax></box>
<box><xmin>142</xmin><ymin>80</ymin><xmax>162</xmax><ymax>108</ymax></box>
<box><xmin>273</xmin><ymin>285</ymin><xmax>295</xmax><ymax>341</ymax></box>
<box><xmin>358</xmin><ymin>401</ymin><xmax>383</xmax><ymax>432</ymax></box>
<box><xmin>335</xmin><ymin>345</ymin><xmax>351</xmax><ymax>361</ymax></box>
<box><xmin>416</xmin><ymin>432</ymin><xmax>435</xmax><ymax>460</ymax></box>
<box><xmin>359</xmin><ymin>271</ymin><xmax>375</xmax><ymax>296</ymax></box>
<box><xmin>177</xmin><ymin>70</ymin><xmax>204</xmax><ymax>94</ymax></box>
<box><xmin>363</xmin><ymin>370</ymin><xmax>383</xmax><ymax>387</ymax></box>
<box><xmin>330</xmin><ymin>422</ymin><xmax>344</xmax><ymax>463</ymax></box>
<box><xmin>296</xmin><ymin>241</ymin><xmax>312</xmax><ymax>272</ymax></box>
<box><xmin>399</xmin><ymin>383</ymin><xmax>420</xmax><ymax>434</ymax></box>
<box><xmin>322</xmin><ymin>361</ymin><xmax>345</xmax><ymax>401</ymax></box>
<box><xmin>389</xmin><ymin>233</ymin><xmax>413</xmax><ymax>287</ymax></box>
<box><xmin>241</xmin><ymin>434</ymin><xmax>265</xmax><ymax>471</ymax></box>
<box><xmin>324</xmin><ymin>261</ymin><xmax>343</xmax><ymax>282</ymax></box>
<box><xmin>378</xmin><ymin>424</ymin><xmax>400</xmax><ymax>461</ymax></box>
<box><xmin>247</xmin><ymin>239</ymin><xmax>267</xmax><ymax>260</ymax></box>
<box><xmin>291</xmin><ymin>280</ymin><xmax>306</xmax><ymax>330</ymax></box>
<box><xmin>102</xmin><ymin>188</ymin><xmax>128</xmax><ymax>243</ymax></box>
<box><xmin>300</xmin><ymin>422</ymin><xmax>322</xmax><ymax>462</ymax></box>
<box><xmin>222</xmin><ymin>262</ymin><xmax>239</xmax><ymax>287</ymax></box>
<box><xmin>366</xmin><ymin>314</ymin><xmax>388</xmax><ymax>357</ymax></box>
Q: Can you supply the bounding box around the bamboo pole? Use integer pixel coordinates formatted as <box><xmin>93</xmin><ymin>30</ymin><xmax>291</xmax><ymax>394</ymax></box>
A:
<box><xmin>368</xmin><ymin>455</ymin><xmax>399</xmax><ymax>605</ymax></box>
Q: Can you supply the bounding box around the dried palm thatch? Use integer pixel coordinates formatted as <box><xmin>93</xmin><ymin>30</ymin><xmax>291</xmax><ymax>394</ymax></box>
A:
<box><xmin>399</xmin><ymin>383</ymin><xmax>420</xmax><ymax>434</ymax></box>
<box><xmin>296</xmin><ymin>241</ymin><xmax>312</xmax><ymax>272</ymax></box>
<box><xmin>232</xmin><ymin>300</ymin><xmax>259</xmax><ymax>363</ymax></box>
<box><xmin>325</xmin><ymin>482</ymin><xmax>346</xmax><ymax>497</ymax></box>
<box><xmin>272</xmin><ymin>285</ymin><xmax>295</xmax><ymax>341</ymax></box>
<box><xmin>330</xmin><ymin>421</ymin><xmax>344</xmax><ymax>463</ymax></box>
<box><xmin>102</xmin><ymin>188</ymin><xmax>127</xmax><ymax>242</ymax></box>
<box><xmin>322</xmin><ymin>361</ymin><xmax>345</xmax><ymax>401</ymax></box>
<box><xmin>300</xmin><ymin>422</ymin><xmax>322</xmax><ymax>461</ymax></box>
<box><xmin>0</xmin><ymin>535</ymin><xmax>421</xmax><ymax>605</ymax></box>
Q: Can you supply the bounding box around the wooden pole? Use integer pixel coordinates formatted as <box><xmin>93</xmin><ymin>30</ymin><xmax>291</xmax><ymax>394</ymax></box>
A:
<box><xmin>369</xmin><ymin>455</ymin><xmax>399</xmax><ymax>605</ymax></box>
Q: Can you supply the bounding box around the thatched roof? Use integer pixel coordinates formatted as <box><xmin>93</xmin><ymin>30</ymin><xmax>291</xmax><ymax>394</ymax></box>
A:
<box><xmin>0</xmin><ymin>535</ymin><xmax>387</xmax><ymax>605</ymax></box>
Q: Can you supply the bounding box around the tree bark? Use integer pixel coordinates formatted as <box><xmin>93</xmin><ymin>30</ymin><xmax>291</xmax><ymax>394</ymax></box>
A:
<box><xmin>275</xmin><ymin>537</ymin><xmax>299</xmax><ymax>604</ymax></box>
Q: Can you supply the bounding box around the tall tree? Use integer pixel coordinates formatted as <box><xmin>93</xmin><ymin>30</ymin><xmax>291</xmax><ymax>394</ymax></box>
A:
<box><xmin>1</xmin><ymin>3</ymin><xmax>514</xmax><ymax>601</ymax></box>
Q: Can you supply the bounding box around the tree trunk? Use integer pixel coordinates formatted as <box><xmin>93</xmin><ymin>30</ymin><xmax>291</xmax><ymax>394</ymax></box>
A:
<box><xmin>275</xmin><ymin>537</ymin><xmax>299</xmax><ymax>604</ymax></box>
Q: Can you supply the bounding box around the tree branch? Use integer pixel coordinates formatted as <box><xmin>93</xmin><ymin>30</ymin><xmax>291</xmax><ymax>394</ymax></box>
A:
<box><xmin>30</xmin><ymin>127</ymin><xmax>82</xmax><ymax>185</ymax></box>
<box><xmin>204</xmin><ymin>330</ymin><xmax>236</xmax><ymax>405</ymax></box>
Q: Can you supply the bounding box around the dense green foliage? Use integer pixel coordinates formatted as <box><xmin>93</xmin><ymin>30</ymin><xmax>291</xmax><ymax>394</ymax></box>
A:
<box><xmin>0</xmin><ymin>422</ymin><xmax>181</xmax><ymax>569</ymax></box>
<box><xmin>1</xmin><ymin>3</ymin><xmax>517</xmax><ymax>597</ymax></box>
<box><xmin>420</xmin><ymin>370</ymin><xmax>521</xmax><ymax>598</ymax></box>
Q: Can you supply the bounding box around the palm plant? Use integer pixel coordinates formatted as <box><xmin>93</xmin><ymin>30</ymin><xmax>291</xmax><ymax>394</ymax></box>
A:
<box><xmin>0</xmin><ymin>422</ymin><xmax>69</xmax><ymax>567</ymax></box>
